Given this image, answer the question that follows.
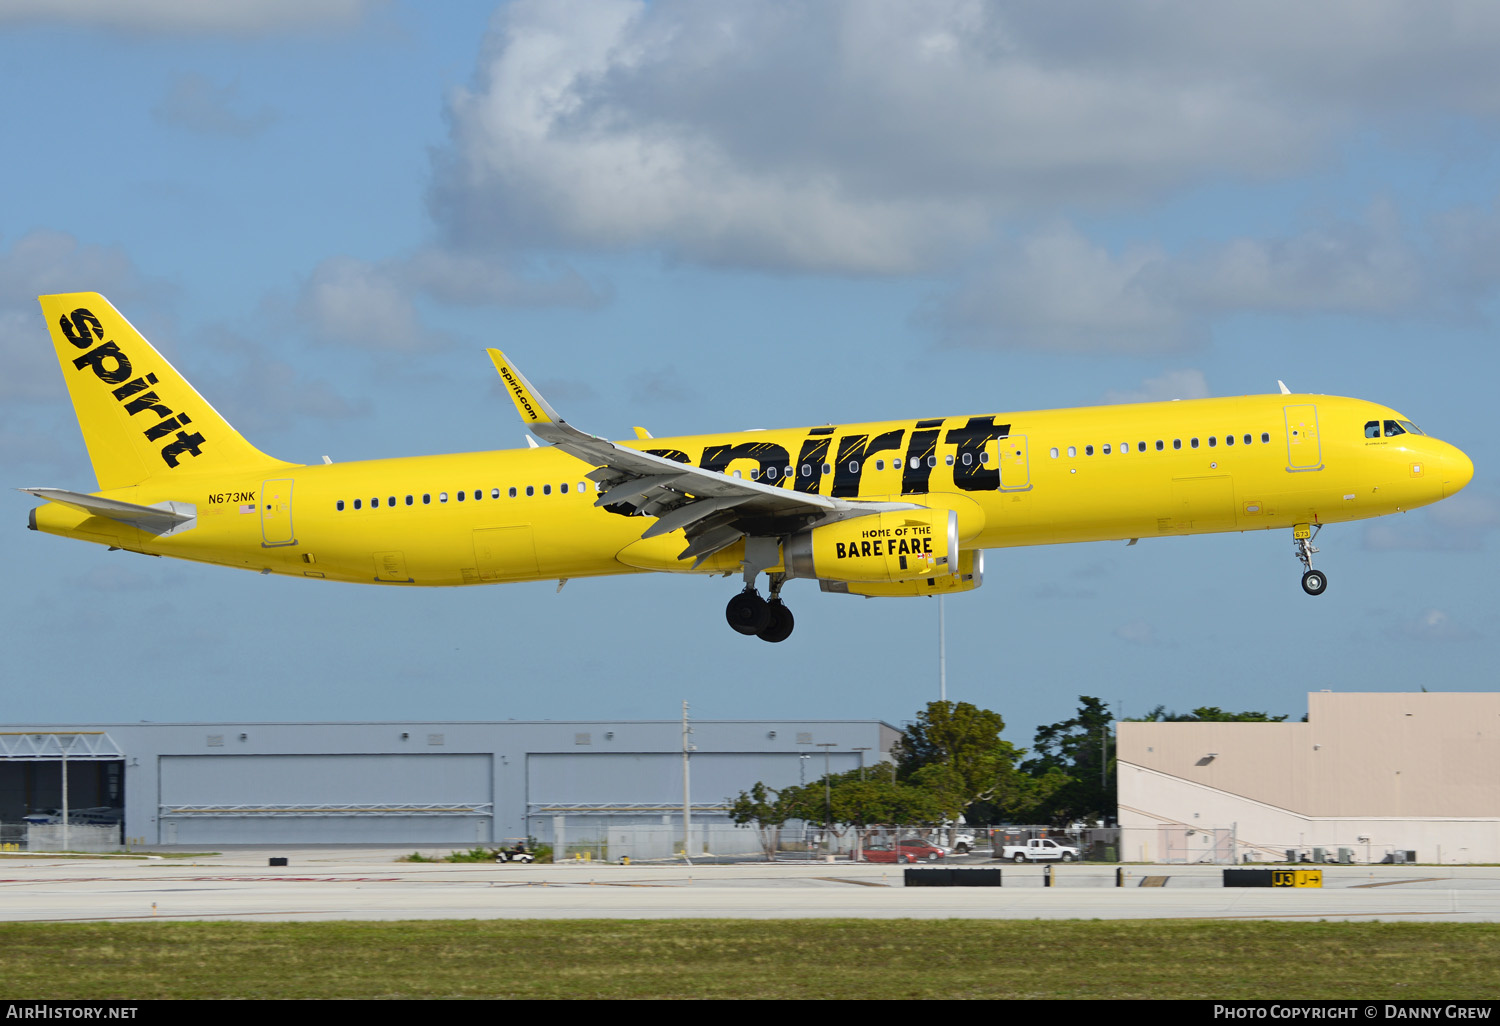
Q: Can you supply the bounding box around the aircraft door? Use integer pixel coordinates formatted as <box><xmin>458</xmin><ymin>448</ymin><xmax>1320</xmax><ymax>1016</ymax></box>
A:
<box><xmin>998</xmin><ymin>435</ymin><xmax>1031</xmax><ymax>492</ymax></box>
<box><xmin>1284</xmin><ymin>405</ymin><xmax>1323</xmax><ymax>471</ymax></box>
<box><xmin>473</xmin><ymin>526</ymin><xmax>540</xmax><ymax>581</ymax></box>
<box><xmin>260</xmin><ymin>478</ymin><xmax>296</xmax><ymax>547</ymax></box>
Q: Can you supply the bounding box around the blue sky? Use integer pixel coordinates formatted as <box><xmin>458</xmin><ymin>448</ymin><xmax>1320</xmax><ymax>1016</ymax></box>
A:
<box><xmin>3</xmin><ymin>1</ymin><xmax>1497</xmax><ymax>749</ymax></box>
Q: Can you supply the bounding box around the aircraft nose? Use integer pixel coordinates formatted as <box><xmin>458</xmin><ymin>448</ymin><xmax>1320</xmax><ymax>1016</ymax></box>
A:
<box><xmin>1442</xmin><ymin>445</ymin><xmax>1474</xmax><ymax>498</ymax></box>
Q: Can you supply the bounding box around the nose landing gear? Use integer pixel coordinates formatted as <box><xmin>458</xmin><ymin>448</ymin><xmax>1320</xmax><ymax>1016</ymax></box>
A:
<box><xmin>1294</xmin><ymin>524</ymin><xmax>1327</xmax><ymax>595</ymax></box>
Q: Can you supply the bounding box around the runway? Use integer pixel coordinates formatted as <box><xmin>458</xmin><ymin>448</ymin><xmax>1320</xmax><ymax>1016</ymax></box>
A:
<box><xmin>3</xmin><ymin>849</ymin><xmax>1499</xmax><ymax>924</ymax></box>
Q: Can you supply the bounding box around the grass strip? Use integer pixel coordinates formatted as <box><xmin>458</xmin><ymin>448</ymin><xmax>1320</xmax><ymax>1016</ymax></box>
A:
<box><xmin>1</xmin><ymin>919</ymin><xmax>1497</xmax><ymax>1000</ymax></box>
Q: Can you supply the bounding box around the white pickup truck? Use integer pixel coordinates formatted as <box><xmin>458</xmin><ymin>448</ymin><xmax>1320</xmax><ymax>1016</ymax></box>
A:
<box><xmin>1001</xmin><ymin>838</ymin><xmax>1080</xmax><ymax>863</ymax></box>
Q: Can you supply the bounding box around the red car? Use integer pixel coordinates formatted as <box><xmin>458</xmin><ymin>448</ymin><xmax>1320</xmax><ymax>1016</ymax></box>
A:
<box><xmin>894</xmin><ymin>839</ymin><xmax>946</xmax><ymax>861</ymax></box>
<box><xmin>862</xmin><ymin>841</ymin><xmax>945</xmax><ymax>863</ymax></box>
<box><xmin>862</xmin><ymin>844</ymin><xmax>917</xmax><ymax>864</ymax></box>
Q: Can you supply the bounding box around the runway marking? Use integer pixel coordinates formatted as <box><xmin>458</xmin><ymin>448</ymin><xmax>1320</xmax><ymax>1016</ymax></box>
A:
<box><xmin>815</xmin><ymin>877</ymin><xmax>891</xmax><ymax>887</ymax></box>
<box><xmin>1351</xmin><ymin>877</ymin><xmax>1446</xmax><ymax>888</ymax></box>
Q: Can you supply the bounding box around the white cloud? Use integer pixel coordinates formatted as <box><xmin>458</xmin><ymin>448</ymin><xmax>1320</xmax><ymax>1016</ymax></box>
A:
<box><xmin>0</xmin><ymin>230</ymin><xmax>168</xmax><ymax>401</ymax></box>
<box><xmin>0</xmin><ymin>0</ymin><xmax>380</xmax><ymax>35</ymax></box>
<box><xmin>1103</xmin><ymin>370</ymin><xmax>1210</xmax><ymax>406</ymax></box>
<box><xmin>153</xmin><ymin>74</ymin><xmax>276</xmax><ymax>138</ymax></box>
<box><xmin>293</xmin><ymin>249</ymin><xmax>610</xmax><ymax>351</ymax></box>
<box><xmin>296</xmin><ymin>256</ymin><xmax>444</xmax><ymax>351</ymax></box>
<box><xmin>1364</xmin><ymin>493</ymin><xmax>1500</xmax><ymax>552</ymax></box>
<box><xmin>1395</xmin><ymin>608</ymin><xmax>1480</xmax><ymax>643</ymax></box>
<box><xmin>430</xmin><ymin>0</ymin><xmax>1500</xmax><ymax>273</ymax></box>
<box><xmin>933</xmin><ymin>225</ymin><xmax>1204</xmax><ymax>352</ymax></box>
<box><xmin>932</xmin><ymin>203</ymin><xmax>1445</xmax><ymax>352</ymax></box>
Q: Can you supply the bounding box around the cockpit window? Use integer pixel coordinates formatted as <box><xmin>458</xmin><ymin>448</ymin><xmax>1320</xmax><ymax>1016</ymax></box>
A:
<box><xmin>1383</xmin><ymin>420</ymin><xmax>1406</xmax><ymax>437</ymax></box>
<box><xmin>1398</xmin><ymin>420</ymin><xmax>1424</xmax><ymax>436</ymax></box>
<box><xmin>1365</xmin><ymin>421</ymin><xmax>1381</xmax><ymax>439</ymax></box>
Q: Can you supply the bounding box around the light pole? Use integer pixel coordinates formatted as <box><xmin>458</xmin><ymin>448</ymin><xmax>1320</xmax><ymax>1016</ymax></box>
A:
<box><xmin>938</xmin><ymin>595</ymin><xmax>946</xmax><ymax>702</ymax></box>
<box><xmin>817</xmin><ymin>742</ymin><xmax>837</xmax><ymax>856</ymax></box>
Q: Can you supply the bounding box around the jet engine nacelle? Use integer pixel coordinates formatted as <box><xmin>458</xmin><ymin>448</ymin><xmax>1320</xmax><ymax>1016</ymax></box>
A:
<box><xmin>785</xmin><ymin>509</ymin><xmax>956</xmax><ymax>583</ymax></box>
<box><xmin>819</xmin><ymin>549</ymin><xmax>983</xmax><ymax>598</ymax></box>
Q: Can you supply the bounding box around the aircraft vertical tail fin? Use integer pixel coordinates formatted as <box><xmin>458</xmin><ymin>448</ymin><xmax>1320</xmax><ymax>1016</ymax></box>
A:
<box><xmin>38</xmin><ymin>292</ymin><xmax>292</xmax><ymax>490</ymax></box>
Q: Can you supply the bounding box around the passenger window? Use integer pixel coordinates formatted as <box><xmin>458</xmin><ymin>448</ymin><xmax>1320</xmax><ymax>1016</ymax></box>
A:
<box><xmin>406</xmin><ymin>495</ymin><xmax>414</xmax><ymax>505</ymax></box>
<box><xmin>1208</xmin><ymin>437</ymin><xmax>1216</xmax><ymax>447</ymax></box>
<box><xmin>801</xmin><ymin>465</ymin><xmax>811</xmax><ymax>477</ymax></box>
<box><xmin>423</xmin><ymin>494</ymin><xmax>431</xmax><ymax>504</ymax></box>
<box><xmin>1173</xmin><ymin>439</ymin><xmax>1181</xmax><ymax>450</ymax></box>
<box><xmin>389</xmin><ymin>496</ymin><xmax>396</xmax><ymax>506</ymax></box>
<box><xmin>1365</xmin><ymin>421</ymin><xmax>1381</xmax><ymax>439</ymax></box>
<box><xmin>1067</xmin><ymin>446</ymin><xmax>1076</xmax><ymax>458</ymax></box>
<box><xmin>848</xmin><ymin>462</ymin><xmax>858</xmax><ymax>474</ymax></box>
<box><xmin>822</xmin><ymin>464</ymin><xmax>832</xmax><ymax>475</ymax></box>
<box><xmin>473</xmin><ymin>490</ymin><xmax>481</xmax><ymax>500</ymax></box>
<box><xmin>491</xmin><ymin>488</ymin><xmax>500</xmax><ymax>499</ymax></box>
<box><xmin>1102</xmin><ymin>444</ymin><xmax>1111</xmax><ymax>454</ymax></box>
<box><xmin>508</xmin><ymin>487</ymin><xmax>517</xmax><ymax>498</ymax></box>
<box><xmin>526</xmin><ymin>486</ymin><xmax>534</xmax><ymax>496</ymax></box>
<box><xmin>1260</xmin><ymin>432</ymin><xmax>1269</xmax><ymax>443</ymax></box>
<box><xmin>579</xmin><ymin>482</ymin><xmax>587</xmax><ymax>493</ymax></box>
<box><xmin>980</xmin><ymin>451</ymin><xmax>989</xmax><ymax>464</ymax></box>
<box><xmin>561</xmin><ymin>482</ymin><xmax>570</xmax><ymax>492</ymax></box>
<box><xmin>1138</xmin><ymin>442</ymin><xmax>1146</xmax><ymax>452</ymax></box>
<box><xmin>945</xmin><ymin>454</ymin><xmax>954</xmax><ymax>466</ymax></box>
<box><xmin>962</xmin><ymin>452</ymin><xmax>973</xmax><ymax>465</ymax></box>
<box><xmin>353</xmin><ymin>499</ymin><xmax>362</xmax><ymax>510</ymax></box>
<box><xmin>875</xmin><ymin>460</ymin><xmax>884</xmax><ymax>471</ymax></box>
<box><xmin>927</xmin><ymin>455</ymin><xmax>937</xmax><ymax>468</ymax></box>
<box><xmin>1085</xmin><ymin>445</ymin><xmax>1094</xmax><ymax>456</ymax></box>
<box><xmin>336</xmin><ymin>500</ymin><xmax>345</xmax><ymax>511</ymax></box>
<box><xmin>1190</xmin><ymin>438</ymin><xmax>1198</xmax><ymax>449</ymax></box>
<box><xmin>1244</xmin><ymin>434</ymin><xmax>1251</xmax><ymax>445</ymax></box>
<box><xmin>1225</xmin><ymin>435</ymin><xmax>1234</xmax><ymax>446</ymax></box>
<box><xmin>1050</xmin><ymin>447</ymin><xmax>1059</xmax><ymax>458</ymax></box>
<box><xmin>441</xmin><ymin>492</ymin><xmax>449</xmax><ymax>503</ymax></box>
<box><xmin>456</xmin><ymin>491</ymin><xmax>465</xmax><ymax>502</ymax></box>
<box><xmin>371</xmin><ymin>497</ymin><xmax>379</xmax><ymax>508</ymax></box>
<box><xmin>543</xmin><ymin>484</ymin><xmax>552</xmax><ymax>495</ymax></box>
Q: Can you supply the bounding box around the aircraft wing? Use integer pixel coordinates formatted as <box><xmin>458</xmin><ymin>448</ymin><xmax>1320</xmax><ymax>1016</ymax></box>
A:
<box><xmin>488</xmin><ymin>350</ymin><xmax>918</xmax><ymax>564</ymax></box>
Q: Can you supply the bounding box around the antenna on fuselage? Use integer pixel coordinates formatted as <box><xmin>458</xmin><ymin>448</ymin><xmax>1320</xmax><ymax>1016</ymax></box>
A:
<box><xmin>1277</xmin><ymin>380</ymin><xmax>1291</xmax><ymax>395</ymax></box>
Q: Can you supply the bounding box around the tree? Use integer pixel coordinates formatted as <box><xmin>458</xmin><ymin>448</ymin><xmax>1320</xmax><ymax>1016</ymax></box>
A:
<box><xmin>892</xmin><ymin>700</ymin><xmax>1023</xmax><ymax>817</ymax></box>
<box><xmin>727</xmin><ymin>782</ymin><xmax>801</xmax><ymax>861</ymax></box>
<box><xmin>1129</xmin><ymin>705</ymin><xmax>1289</xmax><ymax>723</ymax></box>
<box><xmin>1021</xmin><ymin>696</ymin><xmax>1116</xmax><ymax>824</ymax></box>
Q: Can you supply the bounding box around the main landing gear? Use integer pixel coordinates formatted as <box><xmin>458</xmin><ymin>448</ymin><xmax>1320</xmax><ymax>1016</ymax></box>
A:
<box><xmin>726</xmin><ymin>572</ymin><xmax>795</xmax><ymax>642</ymax></box>
<box><xmin>1294</xmin><ymin>524</ymin><xmax>1327</xmax><ymax>596</ymax></box>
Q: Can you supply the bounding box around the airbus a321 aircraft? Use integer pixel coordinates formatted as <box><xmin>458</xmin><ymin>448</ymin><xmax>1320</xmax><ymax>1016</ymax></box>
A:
<box><xmin>24</xmin><ymin>293</ymin><xmax>1474</xmax><ymax>642</ymax></box>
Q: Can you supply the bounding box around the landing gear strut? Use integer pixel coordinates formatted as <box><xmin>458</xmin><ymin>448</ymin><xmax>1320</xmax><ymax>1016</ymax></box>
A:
<box><xmin>1294</xmin><ymin>524</ymin><xmax>1327</xmax><ymax>596</ymax></box>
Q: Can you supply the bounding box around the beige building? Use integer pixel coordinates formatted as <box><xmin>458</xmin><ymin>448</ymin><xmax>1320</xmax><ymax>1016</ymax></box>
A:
<box><xmin>1117</xmin><ymin>692</ymin><xmax>1500</xmax><ymax>864</ymax></box>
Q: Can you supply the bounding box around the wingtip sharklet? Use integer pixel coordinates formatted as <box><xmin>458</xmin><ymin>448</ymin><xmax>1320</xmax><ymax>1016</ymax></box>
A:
<box><xmin>487</xmin><ymin>349</ymin><xmax>559</xmax><ymax>426</ymax></box>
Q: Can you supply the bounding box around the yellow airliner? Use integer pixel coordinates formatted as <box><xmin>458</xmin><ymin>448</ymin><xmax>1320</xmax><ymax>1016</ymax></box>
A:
<box><xmin>24</xmin><ymin>292</ymin><xmax>1474</xmax><ymax>642</ymax></box>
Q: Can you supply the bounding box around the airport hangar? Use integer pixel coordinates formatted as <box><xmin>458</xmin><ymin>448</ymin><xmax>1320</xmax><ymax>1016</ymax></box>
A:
<box><xmin>0</xmin><ymin>718</ymin><xmax>898</xmax><ymax>855</ymax></box>
<box><xmin>1117</xmin><ymin>691</ymin><xmax>1500</xmax><ymax>864</ymax></box>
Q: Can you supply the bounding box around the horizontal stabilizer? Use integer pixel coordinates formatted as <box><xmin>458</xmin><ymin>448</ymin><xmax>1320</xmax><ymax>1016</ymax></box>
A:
<box><xmin>20</xmin><ymin>487</ymin><xmax>195</xmax><ymax>535</ymax></box>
